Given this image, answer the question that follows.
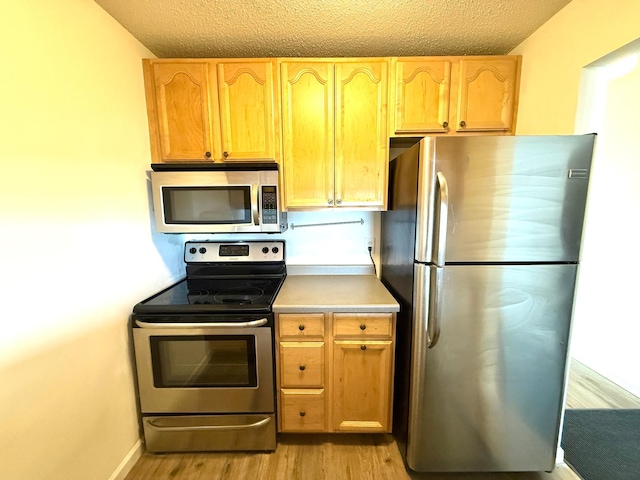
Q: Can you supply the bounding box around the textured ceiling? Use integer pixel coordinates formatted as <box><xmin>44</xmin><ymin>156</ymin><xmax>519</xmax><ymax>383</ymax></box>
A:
<box><xmin>93</xmin><ymin>0</ymin><xmax>572</xmax><ymax>58</ymax></box>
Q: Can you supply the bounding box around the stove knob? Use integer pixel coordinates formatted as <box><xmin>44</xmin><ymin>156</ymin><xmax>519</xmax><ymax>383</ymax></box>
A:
<box><xmin>199</xmin><ymin>247</ymin><xmax>207</xmax><ymax>254</ymax></box>
<box><xmin>189</xmin><ymin>247</ymin><xmax>197</xmax><ymax>254</ymax></box>
<box><xmin>262</xmin><ymin>247</ymin><xmax>269</xmax><ymax>254</ymax></box>
<box><xmin>272</xmin><ymin>247</ymin><xmax>279</xmax><ymax>254</ymax></box>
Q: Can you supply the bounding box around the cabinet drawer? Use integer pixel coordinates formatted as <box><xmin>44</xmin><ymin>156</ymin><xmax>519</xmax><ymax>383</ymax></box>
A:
<box><xmin>281</xmin><ymin>389</ymin><xmax>325</xmax><ymax>432</ymax></box>
<box><xmin>333</xmin><ymin>313</ymin><xmax>393</xmax><ymax>338</ymax></box>
<box><xmin>280</xmin><ymin>342</ymin><xmax>324</xmax><ymax>388</ymax></box>
<box><xmin>279</xmin><ymin>313</ymin><xmax>325</xmax><ymax>338</ymax></box>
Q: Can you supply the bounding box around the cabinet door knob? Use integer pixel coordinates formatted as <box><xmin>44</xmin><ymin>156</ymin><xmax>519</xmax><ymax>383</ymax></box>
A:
<box><xmin>336</xmin><ymin>199</ymin><xmax>342</xmax><ymax>205</ymax></box>
<box><xmin>298</xmin><ymin>324</ymin><xmax>305</xmax><ymax>331</ymax></box>
<box><xmin>328</xmin><ymin>198</ymin><xmax>334</xmax><ymax>205</ymax></box>
<box><xmin>299</xmin><ymin>411</ymin><xmax>306</xmax><ymax>417</ymax></box>
<box><xmin>223</xmin><ymin>151</ymin><xmax>229</xmax><ymax>158</ymax></box>
<box><xmin>360</xmin><ymin>324</ymin><xmax>367</xmax><ymax>330</ymax></box>
<box><xmin>361</xmin><ymin>345</ymin><xmax>367</xmax><ymax>351</ymax></box>
<box><xmin>205</xmin><ymin>151</ymin><xmax>212</xmax><ymax>158</ymax></box>
<box><xmin>299</xmin><ymin>365</ymin><xmax>306</xmax><ymax>371</ymax></box>
<box><xmin>442</xmin><ymin>121</ymin><xmax>449</xmax><ymax>128</ymax></box>
<box><xmin>459</xmin><ymin>120</ymin><xmax>466</xmax><ymax>128</ymax></box>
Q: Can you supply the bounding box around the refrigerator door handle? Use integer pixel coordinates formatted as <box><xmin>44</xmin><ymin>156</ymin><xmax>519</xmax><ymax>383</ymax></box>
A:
<box><xmin>427</xmin><ymin>266</ymin><xmax>443</xmax><ymax>348</ymax></box>
<box><xmin>433</xmin><ymin>172</ymin><xmax>449</xmax><ymax>267</ymax></box>
<box><xmin>434</xmin><ymin>172</ymin><xmax>449</xmax><ymax>267</ymax></box>
<box><xmin>416</xmin><ymin>264</ymin><xmax>442</xmax><ymax>349</ymax></box>
<box><xmin>425</xmin><ymin>171</ymin><xmax>447</xmax><ymax>348</ymax></box>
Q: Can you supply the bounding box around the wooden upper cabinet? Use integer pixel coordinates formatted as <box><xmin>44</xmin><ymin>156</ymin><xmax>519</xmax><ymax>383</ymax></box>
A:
<box><xmin>392</xmin><ymin>58</ymin><xmax>451</xmax><ymax>133</ymax></box>
<box><xmin>216</xmin><ymin>61</ymin><xmax>277</xmax><ymax>161</ymax></box>
<box><xmin>280</xmin><ymin>59</ymin><xmax>388</xmax><ymax>210</ymax></box>
<box><xmin>456</xmin><ymin>56</ymin><xmax>520</xmax><ymax>132</ymax></box>
<box><xmin>280</xmin><ymin>62</ymin><xmax>335</xmax><ymax>208</ymax></box>
<box><xmin>143</xmin><ymin>55</ymin><xmax>520</xmax><ymax>169</ymax></box>
<box><xmin>143</xmin><ymin>59</ymin><xmax>278</xmax><ymax>163</ymax></box>
<box><xmin>389</xmin><ymin>55</ymin><xmax>521</xmax><ymax>136</ymax></box>
<box><xmin>335</xmin><ymin>61</ymin><xmax>388</xmax><ymax>208</ymax></box>
<box><xmin>149</xmin><ymin>62</ymin><xmax>215</xmax><ymax>161</ymax></box>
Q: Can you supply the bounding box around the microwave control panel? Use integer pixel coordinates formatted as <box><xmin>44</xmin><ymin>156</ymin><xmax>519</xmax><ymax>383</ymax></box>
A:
<box><xmin>261</xmin><ymin>186</ymin><xmax>278</xmax><ymax>224</ymax></box>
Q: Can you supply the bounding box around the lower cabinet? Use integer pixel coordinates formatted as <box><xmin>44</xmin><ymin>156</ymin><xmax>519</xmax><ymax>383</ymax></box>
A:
<box><xmin>332</xmin><ymin>340</ymin><xmax>393</xmax><ymax>431</ymax></box>
<box><xmin>275</xmin><ymin>311</ymin><xmax>396</xmax><ymax>433</ymax></box>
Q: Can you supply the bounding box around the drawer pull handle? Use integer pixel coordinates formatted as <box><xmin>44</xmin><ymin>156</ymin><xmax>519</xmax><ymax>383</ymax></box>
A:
<box><xmin>360</xmin><ymin>324</ymin><xmax>367</xmax><ymax>330</ymax></box>
<box><xmin>299</xmin><ymin>411</ymin><xmax>306</xmax><ymax>417</ymax></box>
<box><xmin>298</xmin><ymin>324</ymin><xmax>305</xmax><ymax>331</ymax></box>
<box><xmin>299</xmin><ymin>365</ymin><xmax>306</xmax><ymax>371</ymax></box>
<box><xmin>361</xmin><ymin>345</ymin><xmax>367</xmax><ymax>351</ymax></box>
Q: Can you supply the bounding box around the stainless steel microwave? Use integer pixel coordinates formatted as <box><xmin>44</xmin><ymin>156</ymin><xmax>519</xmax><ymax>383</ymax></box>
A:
<box><xmin>150</xmin><ymin>163</ymin><xmax>287</xmax><ymax>234</ymax></box>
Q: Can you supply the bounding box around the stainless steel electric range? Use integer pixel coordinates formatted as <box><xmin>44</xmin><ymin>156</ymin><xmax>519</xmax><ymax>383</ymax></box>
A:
<box><xmin>132</xmin><ymin>240</ymin><xmax>285</xmax><ymax>453</ymax></box>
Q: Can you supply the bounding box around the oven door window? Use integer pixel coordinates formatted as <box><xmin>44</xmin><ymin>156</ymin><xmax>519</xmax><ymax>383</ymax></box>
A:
<box><xmin>162</xmin><ymin>186</ymin><xmax>251</xmax><ymax>224</ymax></box>
<box><xmin>150</xmin><ymin>335</ymin><xmax>258</xmax><ymax>388</ymax></box>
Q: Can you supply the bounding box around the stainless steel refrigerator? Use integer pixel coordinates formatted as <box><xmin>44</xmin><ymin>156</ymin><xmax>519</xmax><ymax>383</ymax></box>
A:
<box><xmin>381</xmin><ymin>135</ymin><xmax>595</xmax><ymax>472</ymax></box>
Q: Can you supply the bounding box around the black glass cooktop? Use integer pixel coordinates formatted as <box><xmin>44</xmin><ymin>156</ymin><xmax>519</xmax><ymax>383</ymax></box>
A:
<box><xmin>132</xmin><ymin>275</ymin><xmax>285</xmax><ymax>315</ymax></box>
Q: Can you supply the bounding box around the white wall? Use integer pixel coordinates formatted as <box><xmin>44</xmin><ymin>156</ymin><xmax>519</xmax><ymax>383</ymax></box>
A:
<box><xmin>511</xmin><ymin>0</ymin><xmax>640</xmax><ymax>396</ymax></box>
<box><xmin>511</xmin><ymin>0</ymin><xmax>640</xmax><ymax>135</ymax></box>
<box><xmin>571</xmin><ymin>46</ymin><xmax>640</xmax><ymax>396</ymax></box>
<box><xmin>0</xmin><ymin>1</ymin><xmax>184</xmax><ymax>479</ymax></box>
<box><xmin>0</xmin><ymin>3</ymin><xmax>380</xmax><ymax>478</ymax></box>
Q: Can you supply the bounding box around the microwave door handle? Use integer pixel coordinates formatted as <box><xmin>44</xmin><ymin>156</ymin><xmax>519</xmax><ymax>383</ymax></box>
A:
<box><xmin>134</xmin><ymin>318</ymin><xmax>269</xmax><ymax>329</ymax></box>
<box><xmin>252</xmin><ymin>184</ymin><xmax>260</xmax><ymax>226</ymax></box>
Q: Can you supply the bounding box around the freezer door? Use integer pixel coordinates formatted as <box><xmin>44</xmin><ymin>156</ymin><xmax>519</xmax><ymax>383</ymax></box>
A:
<box><xmin>429</xmin><ymin>135</ymin><xmax>595</xmax><ymax>263</ymax></box>
<box><xmin>406</xmin><ymin>263</ymin><xmax>577</xmax><ymax>472</ymax></box>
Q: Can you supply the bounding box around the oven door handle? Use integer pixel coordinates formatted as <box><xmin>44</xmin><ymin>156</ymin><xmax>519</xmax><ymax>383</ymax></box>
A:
<box><xmin>134</xmin><ymin>318</ymin><xmax>269</xmax><ymax>329</ymax></box>
<box><xmin>145</xmin><ymin>416</ymin><xmax>272</xmax><ymax>432</ymax></box>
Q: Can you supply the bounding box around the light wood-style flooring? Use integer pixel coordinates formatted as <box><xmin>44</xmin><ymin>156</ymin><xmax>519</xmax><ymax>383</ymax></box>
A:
<box><xmin>124</xmin><ymin>359</ymin><xmax>640</xmax><ymax>480</ymax></box>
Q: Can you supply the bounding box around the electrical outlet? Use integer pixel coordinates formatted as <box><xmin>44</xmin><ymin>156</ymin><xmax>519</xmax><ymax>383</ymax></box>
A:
<box><xmin>365</xmin><ymin>237</ymin><xmax>374</xmax><ymax>254</ymax></box>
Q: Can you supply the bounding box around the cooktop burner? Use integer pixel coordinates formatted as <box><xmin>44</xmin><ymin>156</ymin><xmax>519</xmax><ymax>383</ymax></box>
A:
<box><xmin>132</xmin><ymin>241</ymin><xmax>286</xmax><ymax>316</ymax></box>
<box><xmin>188</xmin><ymin>277</ymin><xmax>280</xmax><ymax>306</ymax></box>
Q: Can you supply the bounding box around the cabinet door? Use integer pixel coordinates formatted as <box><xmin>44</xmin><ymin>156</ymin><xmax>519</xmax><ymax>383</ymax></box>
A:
<box><xmin>281</xmin><ymin>62</ymin><xmax>335</xmax><ymax>208</ymax></box>
<box><xmin>217</xmin><ymin>61</ymin><xmax>277</xmax><ymax>161</ymax></box>
<box><xmin>335</xmin><ymin>61</ymin><xmax>388</xmax><ymax>209</ymax></box>
<box><xmin>394</xmin><ymin>59</ymin><xmax>451</xmax><ymax>133</ymax></box>
<box><xmin>151</xmin><ymin>62</ymin><xmax>216</xmax><ymax>161</ymax></box>
<box><xmin>456</xmin><ymin>57</ymin><xmax>519</xmax><ymax>132</ymax></box>
<box><xmin>332</xmin><ymin>340</ymin><xmax>393</xmax><ymax>432</ymax></box>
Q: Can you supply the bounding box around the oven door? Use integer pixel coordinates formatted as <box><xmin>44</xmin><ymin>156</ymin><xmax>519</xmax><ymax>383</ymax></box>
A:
<box><xmin>132</xmin><ymin>318</ymin><xmax>274</xmax><ymax>414</ymax></box>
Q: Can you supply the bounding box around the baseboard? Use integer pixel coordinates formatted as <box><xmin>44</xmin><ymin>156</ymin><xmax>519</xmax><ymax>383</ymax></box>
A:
<box><xmin>556</xmin><ymin>446</ymin><xmax>565</xmax><ymax>465</ymax></box>
<box><xmin>108</xmin><ymin>439</ymin><xmax>143</xmax><ymax>480</ymax></box>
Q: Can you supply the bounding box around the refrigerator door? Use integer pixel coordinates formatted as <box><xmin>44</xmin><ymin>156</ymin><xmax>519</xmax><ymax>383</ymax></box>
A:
<box><xmin>407</xmin><ymin>263</ymin><xmax>577</xmax><ymax>472</ymax></box>
<box><xmin>415</xmin><ymin>135</ymin><xmax>595</xmax><ymax>263</ymax></box>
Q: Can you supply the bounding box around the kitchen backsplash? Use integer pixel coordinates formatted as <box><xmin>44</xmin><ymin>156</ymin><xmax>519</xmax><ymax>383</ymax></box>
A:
<box><xmin>186</xmin><ymin>210</ymin><xmax>378</xmax><ymax>266</ymax></box>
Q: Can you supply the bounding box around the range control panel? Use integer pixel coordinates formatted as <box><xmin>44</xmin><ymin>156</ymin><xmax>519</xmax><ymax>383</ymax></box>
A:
<box><xmin>184</xmin><ymin>241</ymin><xmax>285</xmax><ymax>263</ymax></box>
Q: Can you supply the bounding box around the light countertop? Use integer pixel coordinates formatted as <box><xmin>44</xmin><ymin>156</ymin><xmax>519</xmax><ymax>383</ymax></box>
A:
<box><xmin>273</xmin><ymin>273</ymin><xmax>400</xmax><ymax>313</ymax></box>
